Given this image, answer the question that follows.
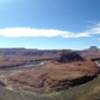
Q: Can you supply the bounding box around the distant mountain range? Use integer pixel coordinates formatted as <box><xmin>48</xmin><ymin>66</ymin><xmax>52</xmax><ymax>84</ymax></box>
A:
<box><xmin>0</xmin><ymin>46</ymin><xmax>99</xmax><ymax>60</ymax></box>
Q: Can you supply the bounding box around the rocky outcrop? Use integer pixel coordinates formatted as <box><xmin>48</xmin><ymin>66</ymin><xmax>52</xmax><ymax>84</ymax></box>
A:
<box><xmin>79</xmin><ymin>46</ymin><xmax>100</xmax><ymax>60</ymax></box>
<box><xmin>58</xmin><ymin>52</ymin><xmax>84</xmax><ymax>63</ymax></box>
<box><xmin>6</xmin><ymin>59</ymin><xmax>99</xmax><ymax>92</ymax></box>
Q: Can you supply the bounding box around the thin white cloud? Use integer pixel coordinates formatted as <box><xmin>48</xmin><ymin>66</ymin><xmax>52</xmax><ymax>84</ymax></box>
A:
<box><xmin>75</xmin><ymin>22</ymin><xmax>100</xmax><ymax>38</ymax></box>
<box><xmin>0</xmin><ymin>27</ymin><xmax>90</xmax><ymax>38</ymax></box>
<box><xmin>0</xmin><ymin>22</ymin><xmax>100</xmax><ymax>38</ymax></box>
<box><xmin>90</xmin><ymin>23</ymin><xmax>100</xmax><ymax>34</ymax></box>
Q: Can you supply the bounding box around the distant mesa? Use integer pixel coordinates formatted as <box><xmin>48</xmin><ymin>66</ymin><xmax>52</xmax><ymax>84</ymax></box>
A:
<box><xmin>58</xmin><ymin>52</ymin><xmax>84</xmax><ymax>63</ymax></box>
<box><xmin>87</xmin><ymin>46</ymin><xmax>100</xmax><ymax>51</ymax></box>
<box><xmin>80</xmin><ymin>46</ymin><xmax>100</xmax><ymax>60</ymax></box>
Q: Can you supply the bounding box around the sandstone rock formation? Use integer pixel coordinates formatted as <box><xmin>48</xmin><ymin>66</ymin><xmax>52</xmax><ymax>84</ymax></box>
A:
<box><xmin>6</xmin><ymin>53</ymin><xmax>99</xmax><ymax>92</ymax></box>
<box><xmin>58</xmin><ymin>52</ymin><xmax>84</xmax><ymax>63</ymax></box>
<box><xmin>79</xmin><ymin>46</ymin><xmax>100</xmax><ymax>60</ymax></box>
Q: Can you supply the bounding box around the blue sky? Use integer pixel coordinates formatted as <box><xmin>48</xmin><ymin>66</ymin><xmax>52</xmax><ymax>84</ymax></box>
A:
<box><xmin>0</xmin><ymin>0</ymin><xmax>100</xmax><ymax>49</ymax></box>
